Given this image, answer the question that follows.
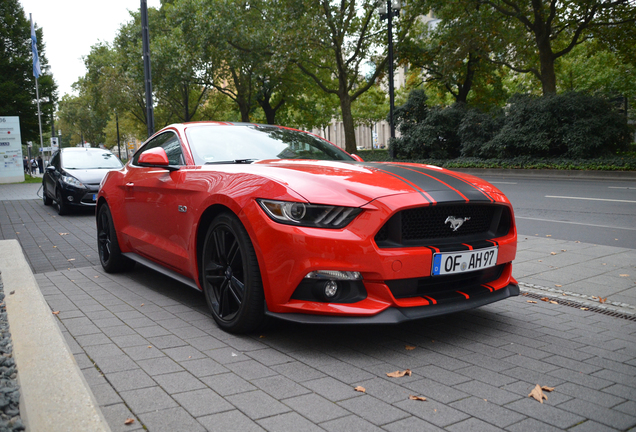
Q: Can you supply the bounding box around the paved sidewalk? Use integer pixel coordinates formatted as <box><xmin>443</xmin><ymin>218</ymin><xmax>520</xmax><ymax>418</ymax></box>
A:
<box><xmin>1</xmin><ymin>180</ymin><xmax>636</xmax><ymax>431</ymax></box>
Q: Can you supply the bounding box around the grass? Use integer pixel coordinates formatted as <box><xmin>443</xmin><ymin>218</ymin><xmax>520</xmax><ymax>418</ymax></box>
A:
<box><xmin>11</xmin><ymin>175</ymin><xmax>42</xmax><ymax>184</ymax></box>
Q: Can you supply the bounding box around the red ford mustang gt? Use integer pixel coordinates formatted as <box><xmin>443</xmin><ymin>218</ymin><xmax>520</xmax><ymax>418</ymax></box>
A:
<box><xmin>97</xmin><ymin>122</ymin><xmax>518</xmax><ymax>333</ymax></box>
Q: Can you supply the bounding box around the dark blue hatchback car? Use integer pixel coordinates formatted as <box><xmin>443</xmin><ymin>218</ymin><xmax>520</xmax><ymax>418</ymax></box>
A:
<box><xmin>42</xmin><ymin>148</ymin><xmax>123</xmax><ymax>215</ymax></box>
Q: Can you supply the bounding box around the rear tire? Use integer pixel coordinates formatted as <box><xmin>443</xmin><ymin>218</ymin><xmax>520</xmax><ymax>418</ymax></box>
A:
<box><xmin>42</xmin><ymin>183</ymin><xmax>52</xmax><ymax>206</ymax></box>
<box><xmin>97</xmin><ymin>204</ymin><xmax>135</xmax><ymax>273</ymax></box>
<box><xmin>201</xmin><ymin>212</ymin><xmax>265</xmax><ymax>334</ymax></box>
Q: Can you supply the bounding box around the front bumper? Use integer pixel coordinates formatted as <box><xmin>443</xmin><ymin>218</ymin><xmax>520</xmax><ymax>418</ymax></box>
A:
<box><xmin>59</xmin><ymin>185</ymin><xmax>99</xmax><ymax>207</ymax></box>
<box><xmin>265</xmin><ymin>281</ymin><xmax>520</xmax><ymax>324</ymax></box>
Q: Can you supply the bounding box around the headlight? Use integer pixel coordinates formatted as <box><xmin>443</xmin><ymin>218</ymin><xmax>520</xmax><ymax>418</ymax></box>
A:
<box><xmin>257</xmin><ymin>199</ymin><xmax>361</xmax><ymax>228</ymax></box>
<box><xmin>61</xmin><ymin>174</ymin><xmax>86</xmax><ymax>188</ymax></box>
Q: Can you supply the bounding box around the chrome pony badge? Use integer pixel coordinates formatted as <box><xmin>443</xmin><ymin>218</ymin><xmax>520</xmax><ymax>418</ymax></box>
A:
<box><xmin>445</xmin><ymin>216</ymin><xmax>471</xmax><ymax>231</ymax></box>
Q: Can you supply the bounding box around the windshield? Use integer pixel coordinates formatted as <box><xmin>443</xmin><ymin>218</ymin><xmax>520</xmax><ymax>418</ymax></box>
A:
<box><xmin>62</xmin><ymin>151</ymin><xmax>123</xmax><ymax>170</ymax></box>
<box><xmin>185</xmin><ymin>125</ymin><xmax>353</xmax><ymax>165</ymax></box>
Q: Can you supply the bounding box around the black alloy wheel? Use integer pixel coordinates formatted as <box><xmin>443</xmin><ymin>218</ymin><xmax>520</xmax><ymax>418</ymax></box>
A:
<box><xmin>201</xmin><ymin>213</ymin><xmax>265</xmax><ymax>333</ymax></box>
<box><xmin>42</xmin><ymin>183</ymin><xmax>52</xmax><ymax>206</ymax></box>
<box><xmin>55</xmin><ymin>187</ymin><xmax>69</xmax><ymax>215</ymax></box>
<box><xmin>97</xmin><ymin>204</ymin><xmax>134</xmax><ymax>273</ymax></box>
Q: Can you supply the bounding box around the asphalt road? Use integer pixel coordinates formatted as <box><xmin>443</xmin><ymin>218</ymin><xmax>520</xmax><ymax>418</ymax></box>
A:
<box><xmin>478</xmin><ymin>176</ymin><xmax>636</xmax><ymax>250</ymax></box>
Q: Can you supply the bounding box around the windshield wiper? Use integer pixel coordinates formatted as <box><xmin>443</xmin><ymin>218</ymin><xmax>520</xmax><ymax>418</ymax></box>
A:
<box><xmin>205</xmin><ymin>159</ymin><xmax>257</xmax><ymax>164</ymax></box>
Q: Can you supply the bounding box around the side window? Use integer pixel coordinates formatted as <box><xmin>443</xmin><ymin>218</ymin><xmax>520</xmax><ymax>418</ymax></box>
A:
<box><xmin>162</xmin><ymin>135</ymin><xmax>185</xmax><ymax>165</ymax></box>
<box><xmin>132</xmin><ymin>132</ymin><xmax>184</xmax><ymax>166</ymax></box>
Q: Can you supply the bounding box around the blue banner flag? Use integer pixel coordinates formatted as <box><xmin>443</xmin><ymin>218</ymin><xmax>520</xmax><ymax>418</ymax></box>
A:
<box><xmin>30</xmin><ymin>16</ymin><xmax>41</xmax><ymax>79</ymax></box>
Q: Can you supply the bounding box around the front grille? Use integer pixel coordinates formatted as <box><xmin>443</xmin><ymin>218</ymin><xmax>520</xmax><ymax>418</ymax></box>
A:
<box><xmin>375</xmin><ymin>204</ymin><xmax>510</xmax><ymax>248</ymax></box>
<box><xmin>386</xmin><ymin>265</ymin><xmax>504</xmax><ymax>299</ymax></box>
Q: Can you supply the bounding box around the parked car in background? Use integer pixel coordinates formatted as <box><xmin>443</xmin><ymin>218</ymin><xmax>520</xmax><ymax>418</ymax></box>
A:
<box><xmin>42</xmin><ymin>148</ymin><xmax>123</xmax><ymax>215</ymax></box>
<box><xmin>97</xmin><ymin>122</ymin><xmax>518</xmax><ymax>333</ymax></box>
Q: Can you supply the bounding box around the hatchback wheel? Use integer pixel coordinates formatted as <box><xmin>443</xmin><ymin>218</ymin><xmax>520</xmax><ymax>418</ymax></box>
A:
<box><xmin>42</xmin><ymin>183</ymin><xmax>52</xmax><ymax>206</ymax></box>
<box><xmin>56</xmin><ymin>187</ymin><xmax>69</xmax><ymax>215</ymax></box>
<box><xmin>97</xmin><ymin>204</ymin><xmax>134</xmax><ymax>273</ymax></box>
<box><xmin>201</xmin><ymin>213</ymin><xmax>265</xmax><ymax>333</ymax></box>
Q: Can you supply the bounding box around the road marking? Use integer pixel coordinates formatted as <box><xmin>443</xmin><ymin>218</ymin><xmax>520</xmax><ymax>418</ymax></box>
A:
<box><xmin>489</xmin><ymin>181</ymin><xmax>517</xmax><ymax>184</ymax></box>
<box><xmin>516</xmin><ymin>216</ymin><xmax>636</xmax><ymax>231</ymax></box>
<box><xmin>609</xmin><ymin>186</ymin><xmax>636</xmax><ymax>190</ymax></box>
<box><xmin>545</xmin><ymin>195</ymin><xmax>636</xmax><ymax>203</ymax></box>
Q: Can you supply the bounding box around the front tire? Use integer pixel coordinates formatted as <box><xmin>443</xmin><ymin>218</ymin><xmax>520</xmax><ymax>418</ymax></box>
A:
<box><xmin>97</xmin><ymin>204</ymin><xmax>134</xmax><ymax>273</ymax></box>
<box><xmin>201</xmin><ymin>212</ymin><xmax>265</xmax><ymax>334</ymax></box>
<box><xmin>56</xmin><ymin>187</ymin><xmax>69</xmax><ymax>215</ymax></box>
<box><xmin>42</xmin><ymin>183</ymin><xmax>52</xmax><ymax>206</ymax></box>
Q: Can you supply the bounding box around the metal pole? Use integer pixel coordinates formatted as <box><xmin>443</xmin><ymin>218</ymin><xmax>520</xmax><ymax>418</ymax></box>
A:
<box><xmin>387</xmin><ymin>0</ymin><xmax>396</xmax><ymax>159</ymax></box>
<box><xmin>141</xmin><ymin>0</ymin><xmax>155</xmax><ymax>138</ymax></box>
<box><xmin>116</xmin><ymin>112</ymin><xmax>122</xmax><ymax>160</ymax></box>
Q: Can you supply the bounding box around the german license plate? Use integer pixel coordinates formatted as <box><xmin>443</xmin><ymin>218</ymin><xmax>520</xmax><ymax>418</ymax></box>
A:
<box><xmin>432</xmin><ymin>247</ymin><xmax>498</xmax><ymax>276</ymax></box>
<box><xmin>92</xmin><ymin>194</ymin><xmax>97</xmax><ymax>201</ymax></box>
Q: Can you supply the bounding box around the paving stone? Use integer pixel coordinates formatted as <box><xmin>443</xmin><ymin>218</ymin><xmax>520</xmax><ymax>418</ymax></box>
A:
<box><xmin>226</xmin><ymin>390</ymin><xmax>291</xmax><ymax>420</ymax></box>
<box><xmin>393</xmin><ymin>397</ymin><xmax>470</xmax><ymax>428</ymax></box>
<box><xmin>122</xmin><ymin>345</ymin><xmax>165</xmax><ymax>361</ymax></box>
<box><xmin>505</xmin><ymin>398</ymin><xmax>585</xmax><ymax>429</ymax></box>
<box><xmin>110</xmin><ymin>334</ymin><xmax>150</xmax><ymax>348</ymax></box>
<box><xmin>567</xmin><ymin>420</ymin><xmax>623</xmax><ymax>432</ymax></box>
<box><xmin>271</xmin><ymin>361</ymin><xmax>327</xmax><ymax>383</ymax></box>
<box><xmin>90</xmin><ymin>383</ymin><xmax>123</xmax><ymax>407</ymax></box>
<box><xmin>282</xmin><ymin>393</ymin><xmax>349</xmax><ymax>423</ymax></box>
<box><xmin>137</xmin><ymin>356</ymin><xmax>184</xmax><ymax>376</ymax></box>
<box><xmin>200</xmin><ymin>372</ymin><xmax>257</xmax><ymax>396</ymax></box>
<box><xmin>99</xmin><ymin>403</ymin><xmax>144</xmax><ymax>432</ymax></box>
<box><xmin>382</xmin><ymin>415</ymin><xmax>444</xmax><ymax>432</ymax></box>
<box><xmin>146</xmin><ymin>334</ymin><xmax>188</xmax><ymax>349</ymax></box>
<box><xmin>302</xmin><ymin>376</ymin><xmax>364</xmax><ymax>402</ymax></box>
<box><xmin>197</xmin><ymin>410</ymin><xmax>265</xmax><ymax>432</ymax></box>
<box><xmin>153</xmin><ymin>371</ymin><xmax>206</xmax><ymax>394</ymax></box>
<box><xmin>162</xmin><ymin>345</ymin><xmax>207</xmax><ymax>362</ymax></box>
<box><xmin>403</xmin><ymin>378</ymin><xmax>470</xmax><ymax>404</ymax></box>
<box><xmin>106</xmin><ymin>369</ymin><xmax>156</xmax><ymax>393</ymax></box>
<box><xmin>94</xmin><ymin>354</ymin><xmax>139</xmax><ymax>374</ymax></box>
<box><xmin>557</xmin><ymin>398</ymin><xmax>636</xmax><ymax>430</ymax></box>
<box><xmin>138</xmin><ymin>406</ymin><xmax>206</xmax><ymax>432</ymax></box>
<box><xmin>446</xmin><ymin>417</ymin><xmax>506</xmax><ymax>432</ymax></box>
<box><xmin>120</xmin><ymin>386</ymin><xmax>178</xmax><ymax>414</ymax></box>
<box><xmin>337</xmin><ymin>394</ymin><xmax>410</xmax><ymax>426</ymax></box>
<box><xmin>505</xmin><ymin>417</ymin><xmax>564</xmax><ymax>432</ymax></box>
<box><xmin>251</xmin><ymin>375</ymin><xmax>311</xmax><ymax>399</ymax></box>
<box><xmin>246</xmin><ymin>348</ymin><xmax>295</xmax><ymax>366</ymax></box>
<box><xmin>257</xmin><ymin>412</ymin><xmax>325</xmax><ymax>432</ymax></box>
<box><xmin>453</xmin><ymin>380</ymin><xmax>523</xmax><ymax>406</ymax></box>
<box><xmin>180</xmin><ymin>357</ymin><xmax>229</xmax><ymax>377</ymax></box>
<box><xmin>450</xmin><ymin>396</ymin><xmax>526</xmax><ymax>428</ymax></box>
<box><xmin>172</xmin><ymin>388</ymin><xmax>234</xmax><ymax>417</ymax></box>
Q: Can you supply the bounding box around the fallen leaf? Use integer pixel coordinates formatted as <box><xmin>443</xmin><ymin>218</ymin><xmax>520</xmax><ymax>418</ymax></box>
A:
<box><xmin>354</xmin><ymin>386</ymin><xmax>366</xmax><ymax>393</ymax></box>
<box><xmin>549</xmin><ymin>301</ymin><xmax>558</xmax><ymax>305</ymax></box>
<box><xmin>59</xmin><ymin>233</ymin><xmax>68</xmax><ymax>236</ymax></box>
<box><xmin>148</xmin><ymin>346</ymin><xmax>152</xmax><ymax>348</ymax></box>
<box><xmin>140</xmin><ymin>303</ymin><xmax>144</xmax><ymax>306</ymax></box>
<box><xmin>540</xmin><ymin>297</ymin><xmax>550</xmax><ymax>302</ymax></box>
<box><xmin>602</xmin><ymin>263</ymin><xmax>607</xmax><ymax>266</ymax></box>
<box><xmin>124</xmin><ymin>418</ymin><xmax>135</xmax><ymax>425</ymax></box>
<box><xmin>580</xmin><ymin>307</ymin><xmax>589</xmax><ymax>311</ymax></box>
<box><xmin>528</xmin><ymin>384</ymin><xmax>548</xmax><ymax>403</ymax></box>
<box><xmin>94</xmin><ymin>276</ymin><xmax>99</xmax><ymax>278</ymax></box>
<box><xmin>546</xmin><ymin>235</ymin><xmax>552</xmax><ymax>237</ymax></box>
<box><xmin>527</xmin><ymin>300</ymin><xmax>537</xmax><ymax>304</ymax></box>
<box><xmin>541</xmin><ymin>386</ymin><xmax>555</xmax><ymax>392</ymax></box>
<box><xmin>561</xmin><ymin>249</ymin><xmax>567</xmax><ymax>252</ymax></box>
<box><xmin>538</xmin><ymin>260</ymin><xmax>543</xmax><ymax>262</ymax></box>
<box><xmin>405</xmin><ymin>345</ymin><xmax>416</xmax><ymax>351</ymax></box>
<box><xmin>68</xmin><ymin>258</ymin><xmax>75</xmax><ymax>261</ymax></box>
<box><xmin>259</xmin><ymin>335</ymin><xmax>265</xmax><ymax>338</ymax></box>
<box><xmin>387</xmin><ymin>369</ymin><xmax>412</xmax><ymax>378</ymax></box>
<box><xmin>575</xmin><ymin>241</ymin><xmax>580</xmax><ymax>243</ymax></box>
<box><xmin>52</xmin><ymin>311</ymin><xmax>60</xmax><ymax>315</ymax></box>
<box><xmin>620</xmin><ymin>274</ymin><xmax>629</xmax><ymax>277</ymax></box>
<box><xmin>231</xmin><ymin>352</ymin><xmax>238</xmax><ymax>357</ymax></box>
<box><xmin>550</xmin><ymin>252</ymin><xmax>557</xmax><ymax>255</ymax></box>
<box><xmin>591</xmin><ymin>296</ymin><xmax>598</xmax><ymax>299</ymax></box>
<box><xmin>555</xmin><ymin>284</ymin><xmax>562</xmax><ymax>287</ymax></box>
<box><xmin>409</xmin><ymin>395</ymin><xmax>426</xmax><ymax>401</ymax></box>
<box><xmin>599</xmin><ymin>297</ymin><xmax>607</xmax><ymax>304</ymax></box>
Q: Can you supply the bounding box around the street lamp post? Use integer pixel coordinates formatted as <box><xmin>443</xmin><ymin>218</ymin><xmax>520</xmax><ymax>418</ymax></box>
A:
<box><xmin>380</xmin><ymin>1</ymin><xmax>400</xmax><ymax>159</ymax></box>
<box><xmin>141</xmin><ymin>0</ymin><xmax>155</xmax><ymax>138</ymax></box>
<box><xmin>115</xmin><ymin>112</ymin><xmax>122</xmax><ymax>160</ymax></box>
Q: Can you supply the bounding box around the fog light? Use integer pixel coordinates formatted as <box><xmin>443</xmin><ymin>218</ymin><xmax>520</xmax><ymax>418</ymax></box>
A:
<box><xmin>67</xmin><ymin>196</ymin><xmax>74</xmax><ymax>201</ymax></box>
<box><xmin>324</xmin><ymin>280</ymin><xmax>338</xmax><ymax>298</ymax></box>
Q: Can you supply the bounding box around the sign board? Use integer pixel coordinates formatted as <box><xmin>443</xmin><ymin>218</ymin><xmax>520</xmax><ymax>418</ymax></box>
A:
<box><xmin>0</xmin><ymin>116</ymin><xmax>25</xmax><ymax>184</ymax></box>
<box><xmin>51</xmin><ymin>136</ymin><xmax>59</xmax><ymax>149</ymax></box>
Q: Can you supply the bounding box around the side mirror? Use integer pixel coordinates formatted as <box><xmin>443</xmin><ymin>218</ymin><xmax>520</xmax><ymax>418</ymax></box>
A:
<box><xmin>46</xmin><ymin>165</ymin><xmax>55</xmax><ymax>172</ymax></box>
<box><xmin>350</xmin><ymin>154</ymin><xmax>364</xmax><ymax>162</ymax></box>
<box><xmin>139</xmin><ymin>147</ymin><xmax>170</xmax><ymax>166</ymax></box>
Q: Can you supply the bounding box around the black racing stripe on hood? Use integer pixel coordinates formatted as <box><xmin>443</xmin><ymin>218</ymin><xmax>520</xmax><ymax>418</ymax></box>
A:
<box><xmin>358</xmin><ymin>163</ymin><xmax>492</xmax><ymax>203</ymax></box>
<box><xmin>357</xmin><ymin>163</ymin><xmax>433</xmax><ymax>203</ymax></box>
<box><xmin>388</xmin><ymin>164</ymin><xmax>495</xmax><ymax>203</ymax></box>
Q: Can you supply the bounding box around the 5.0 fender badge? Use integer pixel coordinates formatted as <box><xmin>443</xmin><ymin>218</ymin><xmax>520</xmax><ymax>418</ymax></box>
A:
<box><xmin>445</xmin><ymin>216</ymin><xmax>470</xmax><ymax>231</ymax></box>
<box><xmin>178</xmin><ymin>205</ymin><xmax>187</xmax><ymax>213</ymax></box>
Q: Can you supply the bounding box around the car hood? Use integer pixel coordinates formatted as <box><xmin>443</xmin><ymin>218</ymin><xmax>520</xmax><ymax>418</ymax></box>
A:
<box><xmin>64</xmin><ymin>168</ymin><xmax>119</xmax><ymax>185</ymax></box>
<box><xmin>248</xmin><ymin>160</ymin><xmax>504</xmax><ymax>207</ymax></box>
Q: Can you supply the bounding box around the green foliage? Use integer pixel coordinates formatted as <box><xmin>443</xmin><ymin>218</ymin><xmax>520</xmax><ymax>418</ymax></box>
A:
<box><xmin>0</xmin><ymin>0</ymin><xmax>57</xmax><ymax>141</ymax></box>
<box><xmin>392</xmin><ymin>89</ymin><xmax>632</xmax><ymax>160</ymax></box>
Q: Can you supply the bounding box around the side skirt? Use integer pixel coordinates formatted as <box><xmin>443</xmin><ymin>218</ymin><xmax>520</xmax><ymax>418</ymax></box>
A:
<box><xmin>122</xmin><ymin>252</ymin><xmax>200</xmax><ymax>291</ymax></box>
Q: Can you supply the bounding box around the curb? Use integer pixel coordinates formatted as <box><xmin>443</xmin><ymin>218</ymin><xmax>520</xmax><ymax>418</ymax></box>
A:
<box><xmin>0</xmin><ymin>240</ymin><xmax>111</xmax><ymax>432</ymax></box>
<box><xmin>450</xmin><ymin>168</ymin><xmax>636</xmax><ymax>180</ymax></box>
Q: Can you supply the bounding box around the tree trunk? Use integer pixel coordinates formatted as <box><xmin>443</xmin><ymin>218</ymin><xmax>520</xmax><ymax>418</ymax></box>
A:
<box><xmin>339</xmin><ymin>93</ymin><xmax>357</xmax><ymax>154</ymax></box>
<box><xmin>456</xmin><ymin>53</ymin><xmax>478</xmax><ymax>103</ymax></box>
<box><xmin>535</xmin><ymin>23</ymin><xmax>557</xmax><ymax>95</ymax></box>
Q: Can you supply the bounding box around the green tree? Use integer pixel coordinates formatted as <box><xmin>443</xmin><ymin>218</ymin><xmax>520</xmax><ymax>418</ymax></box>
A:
<box><xmin>0</xmin><ymin>0</ymin><xmax>57</xmax><ymax>141</ymax></box>
<box><xmin>281</xmin><ymin>0</ymin><xmax>426</xmax><ymax>154</ymax></box>
<box><xmin>473</xmin><ymin>0</ymin><xmax>636</xmax><ymax>95</ymax></box>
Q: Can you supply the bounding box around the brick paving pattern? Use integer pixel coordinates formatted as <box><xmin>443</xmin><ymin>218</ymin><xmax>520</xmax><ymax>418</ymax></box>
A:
<box><xmin>2</xmin><ymin>190</ymin><xmax>635</xmax><ymax>431</ymax></box>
